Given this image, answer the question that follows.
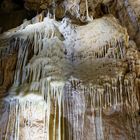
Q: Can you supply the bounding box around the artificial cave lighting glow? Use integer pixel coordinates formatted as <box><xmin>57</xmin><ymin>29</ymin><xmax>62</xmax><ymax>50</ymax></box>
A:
<box><xmin>0</xmin><ymin>12</ymin><xmax>139</xmax><ymax>140</ymax></box>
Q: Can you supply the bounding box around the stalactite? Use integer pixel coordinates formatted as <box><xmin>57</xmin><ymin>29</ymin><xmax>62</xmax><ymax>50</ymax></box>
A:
<box><xmin>0</xmin><ymin>12</ymin><xmax>139</xmax><ymax>140</ymax></box>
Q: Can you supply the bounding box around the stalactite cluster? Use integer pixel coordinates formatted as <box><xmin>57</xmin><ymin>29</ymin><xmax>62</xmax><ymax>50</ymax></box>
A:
<box><xmin>0</xmin><ymin>2</ymin><xmax>140</xmax><ymax>139</ymax></box>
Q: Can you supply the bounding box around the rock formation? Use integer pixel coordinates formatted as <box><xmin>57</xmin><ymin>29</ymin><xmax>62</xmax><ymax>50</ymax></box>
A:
<box><xmin>0</xmin><ymin>0</ymin><xmax>140</xmax><ymax>140</ymax></box>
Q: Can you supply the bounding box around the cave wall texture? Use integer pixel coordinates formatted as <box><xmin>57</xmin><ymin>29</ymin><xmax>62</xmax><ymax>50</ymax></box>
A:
<box><xmin>0</xmin><ymin>0</ymin><xmax>140</xmax><ymax>46</ymax></box>
<box><xmin>0</xmin><ymin>0</ymin><xmax>140</xmax><ymax>140</ymax></box>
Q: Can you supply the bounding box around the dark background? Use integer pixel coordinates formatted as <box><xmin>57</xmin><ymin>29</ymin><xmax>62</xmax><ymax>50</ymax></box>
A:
<box><xmin>0</xmin><ymin>0</ymin><xmax>36</xmax><ymax>32</ymax></box>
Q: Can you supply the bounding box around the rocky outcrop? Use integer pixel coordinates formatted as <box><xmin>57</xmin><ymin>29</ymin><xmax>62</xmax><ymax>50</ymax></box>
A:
<box><xmin>104</xmin><ymin>0</ymin><xmax>140</xmax><ymax>48</ymax></box>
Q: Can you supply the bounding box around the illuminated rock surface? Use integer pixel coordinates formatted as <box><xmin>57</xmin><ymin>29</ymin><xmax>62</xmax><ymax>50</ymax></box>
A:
<box><xmin>0</xmin><ymin>1</ymin><xmax>140</xmax><ymax>140</ymax></box>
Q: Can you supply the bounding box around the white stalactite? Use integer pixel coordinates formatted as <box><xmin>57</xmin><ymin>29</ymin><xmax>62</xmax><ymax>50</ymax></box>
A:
<box><xmin>0</xmin><ymin>13</ymin><xmax>139</xmax><ymax>140</ymax></box>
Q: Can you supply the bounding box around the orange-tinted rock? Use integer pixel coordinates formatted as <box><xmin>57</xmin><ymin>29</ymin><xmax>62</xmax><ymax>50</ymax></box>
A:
<box><xmin>0</xmin><ymin>53</ymin><xmax>17</xmax><ymax>97</ymax></box>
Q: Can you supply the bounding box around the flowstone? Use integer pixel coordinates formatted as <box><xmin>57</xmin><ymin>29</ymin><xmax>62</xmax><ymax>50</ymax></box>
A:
<box><xmin>0</xmin><ymin>14</ymin><xmax>140</xmax><ymax>140</ymax></box>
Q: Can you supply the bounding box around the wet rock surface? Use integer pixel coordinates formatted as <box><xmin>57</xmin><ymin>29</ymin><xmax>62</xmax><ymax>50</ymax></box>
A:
<box><xmin>0</xmin><ymin>0</ymin><xmax>140</xmax><ymax>140</ymax></box>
